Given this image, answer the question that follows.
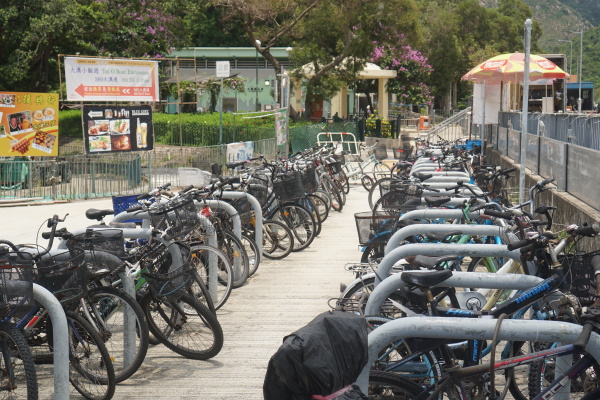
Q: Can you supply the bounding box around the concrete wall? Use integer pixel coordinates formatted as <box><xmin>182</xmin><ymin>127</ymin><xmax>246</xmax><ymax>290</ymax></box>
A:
<box><xmin>488</xmin><ymin>150</ymin><xmax>600</xmax><ymax>252</ymax></box>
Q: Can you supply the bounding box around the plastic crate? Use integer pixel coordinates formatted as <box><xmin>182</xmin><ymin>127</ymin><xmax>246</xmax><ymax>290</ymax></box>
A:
<box><xmin>112</xmin><ymin>194</ymin><xmax>147</xmax><ymax>224</ymax></box>
<box><xmin>354</xmin><ymin>212</ymin><xmax>400</xmax><ymax>246</ymax></box>
<box><xmin>178</xmin><ymin>167</ymin><xmax>212</xmax><ymax>187</ymax></box>
<box><xmin>466</xmin><ymin>140</ymin><xmax>482</xmax><ymax>150</ymax></box>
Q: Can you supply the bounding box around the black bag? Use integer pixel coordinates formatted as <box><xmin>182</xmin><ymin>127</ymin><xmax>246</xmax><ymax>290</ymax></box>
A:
<box><xmin>263</xmin><ymin>311</ymin><xmax>369</xmax><ymax>400</ymax></box>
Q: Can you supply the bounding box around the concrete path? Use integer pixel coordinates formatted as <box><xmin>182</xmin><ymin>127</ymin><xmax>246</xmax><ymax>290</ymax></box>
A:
<box><xmin>2</xmin><ymin>185</ymin><xmax>369</xmax><ymax>399</ymax></box>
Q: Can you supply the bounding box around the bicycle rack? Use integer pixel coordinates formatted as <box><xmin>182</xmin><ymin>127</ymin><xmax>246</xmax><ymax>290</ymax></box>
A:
<box><xmin>32</xmin><ymin>284</ymin><xmax>69</xmax><ymax>399</ymax></box>
<box><xmin>384</xmin><ymin>224</ymin><xmax>516</xmax><ymax>255</ymax></box>
<box><xmin>200</xmin><ymin>200</ymin><xmax>242</xmax><ymax>241</ymax></box>
<box><xmin>356</xmin><ymin>315</ymin><xmax>600</xmax><ymax>399</ymax></box>
<box><xmin>373</xmin><ymin>243</ymin><xmax>522</xmax><ymax>286</ymax></box>
<box><xmin>218</xmin><ymin>192</ymin><xmax>263</xmax><ymax>259</ymax></box>
<box><xmin>398</xmin><ymin>208</ymin><xmax>481</xmax><ymax>223</ymax></box>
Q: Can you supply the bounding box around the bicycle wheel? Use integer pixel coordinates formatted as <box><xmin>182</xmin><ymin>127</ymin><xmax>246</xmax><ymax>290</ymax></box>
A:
<box><xmin>337</xmin><ymin>169</ymin><xmax>350</xmax><ymax>194</ymax></box>
<box><xmin>0</xmin><ymin>321</ymin><xmax>38</xmax><ymax>400</ymax></box>
<box><xmin>321</xmin><ymin>176</ymin><xmax>344</xmax><ymax>212</ymax></box>
<box><xmin>307</xmin><ymin>193</ymin><xmax>330</xmax><ymax>223</ymax></box>
<box><xmin>218</xmin><ymin>230</ymin><xmax>249</xmax><ymax>288</ymax></box>
<box><xmin>361</xmin><ymin>174</ymin><xmax>375</xmax><ymax>191</ymax></box>
<box><xmin>373</xmin><ymin>162</ymin><xmax>391</xmax><ymax>181</ymax></box>
<box><xmin>189</xmin><ymin>244</ymin><xmax>233</xmax><ymax>310</ymax></box>
<box><xmin>368</xmin><ymin>370</ymin><xmax>423</xmax><ymax>399</ymax></box>
<box><xmin>528</xmin><ymin>342</ymin><xmax>598</xmax><ymax>398</ymax></box>
<box><xmin>82</xmin><ymin>286</ymin><xmax>149</xmax><ymax>383</ymax></box>
<box><xmin>262</xmin><ymin>220</ymin><xmax>294</xmax><ymax>260</ymax></box>
<box><xmin>240</xmin><ymin>233</ymin><xmax>261</xmax><ymax>277</ymax></box>
<box><xmin>276</xmin><ymin>204</ymin><xmax>317</xmax><ymax>252</ymax></box>
<box><xmin>312</xmin><ymin>190</ymin><xmax>332</xmax><ymax>214</ymax></box>
<box><xmin>367</xmin><ymin>177</ymin><xmax>390</xmax><ymax>210</ymax></box>
<box><xmin>140</xmin><ymin>293</ymin><xmax>224</xmax><ymax>360</ymax></box>
<box><xmin>62</xmin><ymin>311</ymin><xmax>116</xmax><ymax>400</ymax></box>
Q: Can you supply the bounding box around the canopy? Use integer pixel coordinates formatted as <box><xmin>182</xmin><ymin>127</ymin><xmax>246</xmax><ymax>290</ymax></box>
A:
<box><xmin>462</xmin><ymin>52</ymin><xmax>568</xmax><ymax>83</ymax></box>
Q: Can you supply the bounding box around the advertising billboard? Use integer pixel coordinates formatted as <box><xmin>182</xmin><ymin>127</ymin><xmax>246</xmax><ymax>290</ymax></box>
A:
<box><xmin>83</xmin><ymin>105</ymin><xmax>153</xmax><ymax>154</ymax></box>
<box><xmin>65</xmin><ymin>57</ymin><xmax>160</xmax><ymax>102</ymax></box>
<box><xmin>0</xmin><ymin>92</ymin><xmax>59</xmax><ymax>156</ymax></box>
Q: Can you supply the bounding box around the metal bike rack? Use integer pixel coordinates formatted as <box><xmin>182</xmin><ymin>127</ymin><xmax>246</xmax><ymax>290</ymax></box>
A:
<box><xmin>374</xmin><ymin>243</ymin><xmax>522</xmax><ymax>286</ymax></box>
<box><xmin>365</xmin><ymin>270</ymin><xmax>543</xmax><ymax>316</ymax></box>
<box><xmin>399</xmin><ymin>208</ymin><xmax>481</xmax><ymax>223</ymax></box>
<box><xmin>355</xmin><ymin>316</ymin><xmax>600</xmax><ymax>399</ymax></box>
<box><xmin>32</xmin><ymin>284</ymin><xmax>70</xmax><ymax>399</ymax></box>
<box><xmin>384</xmin><ymin>224</ymin><xmax>516</xmax><ymax>255</ymax></box>
<box><xmin>200</xmin><ymin>200</ymin><xmax>242</xmax><ymax>240</ymax></box>
<box><xmin>218</xmin><ymin>192</ymin><xmax>263</xmax><ymax>258</ymax></box>
<box><xmin>118</xmin><ymin>270</ymin><xmax>137</xmax><ymax>368</ymax></box>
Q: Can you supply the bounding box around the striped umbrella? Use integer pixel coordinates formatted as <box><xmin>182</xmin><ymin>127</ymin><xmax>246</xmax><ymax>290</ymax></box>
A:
<box><xmin>462</xmin><ymin>52</ymin><xmax>569</xmax><ymax>83</ymax></box>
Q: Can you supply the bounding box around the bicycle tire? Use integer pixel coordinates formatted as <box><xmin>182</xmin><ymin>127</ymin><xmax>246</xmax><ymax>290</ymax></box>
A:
<box><xmin>368</xmin><ymin>370</ymin><xmax>423</xmax><ymax>399</ymax></box>
<box><xmin>361</xmin><ymin>174</ymin><xmax>375</xmax><ymax>191</ymax></box>
<box><xmin>219</xmin><ymin>230</ymin><xmax>249</xmax><ymax>288</ymax></box>
<box><xmin>262</xmin><ymin>220</ymin><xmax>294</xmax><ymax>260</ymax></box>
<box><xmin>187</xmin><ymin>269</ymin><xmax>217</xmax><ymax>315</ymax></box>
<box><xmin>293</xmin><ymin>198</ymin><xmax>322</xmax><ymax>237</ymax></box>
<box><xmin>189</xmin><ymin>243</ymin><xmax>233</xmax><ymax>310</ymax></box>
<box><xmin>324</xmin><ymin>176</ymin><xmax>344</xmax><ymax>212</ymax></box>
<box><xmin>240</xmin><ymin>233</ymin><xmax>261</xmax><ymax>277</ymax></box>
<box><xmin>276</xmin><ymin>204</ymin><xmax>317</xmax><ymax>252</ymax></box>
<box><xmin>312</xmin><ymin>190</ymin><xmax>332</xmax><ymax>215</ymax></box>
<box><xmin>63</xmin><ymin>311</ymin><xmax>116</xmax><ymax>400</ymax></box>
<box><xmin>82</xmin><ymin>286</ymin><xmax>150</xmax><ymax>383</ymax></box>
<box><xmin>373</xmin><ymin>161</ymin><xmax>391</xmax><ymax>181</ymax></box>
<box><xmin>140</xmin><ymin>293</ymin><xmax>224</xmax><ymax>360</ymax></box>
<box><xmin>368</xmin><ymin>177</ymin><xmax>395</xmax><ymax>210</ymax></box>
<box><xmin>337</xmin><ymin>169</ymin><xmax>350</xmax><ymax>194</ymax></box>
<box><xmin>0</xmin><ymin>321</ymin><xmax>38</xmax><ymax>400</ymax></box>
<box><xmin>307</xmin><ymin>193</ymin><xmax>330</xmax><ymax>223</ymax></box>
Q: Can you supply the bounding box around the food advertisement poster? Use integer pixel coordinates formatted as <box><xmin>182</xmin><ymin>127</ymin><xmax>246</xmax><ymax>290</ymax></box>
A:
<box><xmin>83</xmin><ymin>105</ymin><xmax>153</xmax><ymax>154</ymax></box>
<box><xmin>226</xmin><ymin>141</ymin><xmax>254</xmax><ymax>162</ymax></box>
<box><xmin>0</xmin><ymin>92</ymin><xmax>59</xmax><ymax>156</ymax></box>
<box><xmin>65</xmin><ymin>57</ymin><xmax>160</xmax><ymax>102</ymax></box>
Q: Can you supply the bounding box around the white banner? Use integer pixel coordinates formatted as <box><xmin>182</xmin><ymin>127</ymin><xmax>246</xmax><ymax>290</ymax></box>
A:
<box><xmin>65</xmin><ymin>57</ymin><xmax>160</xmax><ymax>102</ymax></box>
<box><xmin>226</xmin><ymin>141</ymin><xmax>254</xmax><ymax>162</ymax></box>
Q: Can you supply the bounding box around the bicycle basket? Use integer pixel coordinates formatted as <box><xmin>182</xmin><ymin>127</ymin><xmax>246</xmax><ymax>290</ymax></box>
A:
<box><xmin>354</xmin><ymin>212</ymin><xmax>400</xmax><ymax>246</ymax></box>
<box><xmin>140</xmin><ymin>242</ymin><xmax>193</xmax><ymax>302</ymax></box>
<box><xmin>379</xmin><ymin>179</ymin><xmax>409</xmax><ymax>197</ymax></box>
<box><xmin>246</xmin><ymin>184</ymin><xmax>268</xmax><ymax>207</ymax></box>
<box><xmin>380</xmin><ymin>185</ymin><xmax>423</xmax><ymax>211</ymax></box>
<box><xmin>559</xmin><ymin>250</ymin><xmax>600</xmax><ymax>306</ymax></box>
<box><xmin>273</xmin><ymin>172</ymin><xmax>304</xmax><ymax>202</ymax></box>
<box><xmin>301</xmin><ymin>167</ymin><xmax>319</xmax><ymax>194</ymax></box>
<box><xmin>0</xmin><ymin>251</ymin><xmax>34</xmax><ymax>315</ymax></box>
<box><xmin>149</xmin><ymin>195</ymin><xmax>200</xmax><ymax>239</ymax></box>
<box><xmin>230</xmin><ymin>197</ymin><xmax>254</xmax><ymax>225</ymax></box>
<box><xmin>35</xmin><ymin>245</ymin><xmax>87</xmax><ymax>304</ymax></box>
<box><xmin>69</xmin><ymin>228</ymin><xmax>127</xmax><ymax>260</ymax></box>
<box><xmin>327</xmin><ymin>161</ymin><xmax>343</xmax><ymax>175</ymax></box>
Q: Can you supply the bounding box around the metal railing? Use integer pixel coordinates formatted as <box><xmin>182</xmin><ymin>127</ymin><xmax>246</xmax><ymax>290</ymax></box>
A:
<box><xmin>0</xmin><ymin>138</ymin><xmax>278</xmax><ymax>200</ymax></box>
<box><xmin>426</xmin><ymin>107</ymin><xmax>472</xmax><ymax>144</ymax></box>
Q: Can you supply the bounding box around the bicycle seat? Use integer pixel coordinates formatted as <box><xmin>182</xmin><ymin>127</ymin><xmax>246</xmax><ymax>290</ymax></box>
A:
<box><xmin>225</xmin><ymin>161</ymin><xmax>247</xmax><ymax>169</ymax></box>
<box><xmin>414</xmin><ymin>172</ymin><xmax>433</xmax><ymax>181</ymax></box>
<box><xmin>401</xmin><ymin>270</ymin><xmax>453</xmax><ymax>287</ymax></box>
<box><xmin>425</xmin><ymin>231</ymin><xmax>463</xmax><ymax>242</ymax></box>
<box><xmin>424</xmin><ymin>196</ymin><xmax>452</xmax><ymax>207</ymax></box>
<box><xmin>86</xmin><ymin>209</ymin><xmax>116</xmax><ymax>221</ymax></box>
<box><xmin>405</xmin><ymin>255</ymin><xmax>460</xmax><ymax>270</ymax></box>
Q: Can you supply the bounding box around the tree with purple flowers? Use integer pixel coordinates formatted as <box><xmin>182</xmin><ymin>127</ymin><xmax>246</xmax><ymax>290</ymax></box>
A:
<box><xmin>367</xmin><ymin>35</ymin><xmax>433</xmax><ymax>108</ymax></box>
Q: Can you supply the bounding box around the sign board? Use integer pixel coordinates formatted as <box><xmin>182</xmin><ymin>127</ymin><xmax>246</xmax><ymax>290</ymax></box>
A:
<box><xmin>275</xmin><ymin>109</ymin><xmax>288</xmax><ymax>145</ymax></box>
<box><xmin>83</xmin><ymin>105</ymin><xmax>153</xmax><ymax>154</ymax></box>
<box><xmin>0</xmin><ymin>92</ymin><xmax>59</xmax><ymax>156</ymax></box>
<box><xmin>65</xmin><ymin>57</ymin><xmax>160</xmax><ymax>102</ymax></box>
<box><xmin>216</xmin><ymin>61</ymin><xmax>230</xmax><ymax>78</ymax></box>
<box><xmin>226</xmin><ymin>141</ymin><xmax>253</xmax><ymax>162</ymax></box>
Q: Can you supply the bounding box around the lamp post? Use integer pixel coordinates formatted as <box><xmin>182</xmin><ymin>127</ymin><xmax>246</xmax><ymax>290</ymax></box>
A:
<box><xmin>568</xmin><ymin>30</ymin><xmax>583</xmax><ymax>112</ymax></box>
<box><xmin>255</xmin><ymin>39</ymin><xmax>261</xmax><ymax>112</ymax></box>
<box><xmin>557</xmin><ymin>39</ymin><xmax>573</xmax><ymax>75</ymax></box>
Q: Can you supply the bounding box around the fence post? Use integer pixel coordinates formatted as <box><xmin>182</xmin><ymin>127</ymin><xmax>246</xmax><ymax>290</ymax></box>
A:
<box><xmin>376</xmin><ymin>119</ymin><xmax>382</xmax><ymax>137</ymax></box>
<box><xmin>561</xmin><ymin>142</ymin><xmax>569</xmax><ymax>192</ymax></box>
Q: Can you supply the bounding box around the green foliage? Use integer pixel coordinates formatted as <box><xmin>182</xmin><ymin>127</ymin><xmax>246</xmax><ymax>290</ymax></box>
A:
<box><xmin>59</xmin><ymin>109</ymin><xmax>86</xmax><ymax>138</ymax></box>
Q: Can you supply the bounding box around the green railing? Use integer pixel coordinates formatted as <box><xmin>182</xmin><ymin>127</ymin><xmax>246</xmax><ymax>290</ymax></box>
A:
<box><xmin>153</xmin><ymin>122</ymin><xmax>274</xmax><ymax>147</ymax></box>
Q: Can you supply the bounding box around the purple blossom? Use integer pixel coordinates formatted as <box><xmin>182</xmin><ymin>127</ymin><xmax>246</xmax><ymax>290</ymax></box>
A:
<box><xmin>147</xmin><ymin>25</ymin><xmax>156</xmax><ymax>35</ymax></box>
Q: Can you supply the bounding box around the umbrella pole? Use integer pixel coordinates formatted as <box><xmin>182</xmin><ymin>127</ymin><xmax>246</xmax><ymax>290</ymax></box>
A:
<box><xmin>519</xmin><ymin>19</ymin><xmax>532</xmax><ymax>207</ymax></box>
<box><xmin>481</xmin><ymin>81</ymin><xmax>486</xmax><ymax>162</ymax></box>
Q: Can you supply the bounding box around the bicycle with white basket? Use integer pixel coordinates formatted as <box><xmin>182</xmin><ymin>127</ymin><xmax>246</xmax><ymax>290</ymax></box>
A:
<box><xmin>341</xmin><ymin>142</ymin><xmax>391</xmax><ymax>191</ymax></box>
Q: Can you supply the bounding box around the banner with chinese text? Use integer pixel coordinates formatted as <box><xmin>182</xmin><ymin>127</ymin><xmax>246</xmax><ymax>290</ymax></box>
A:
<box><xmin>0</xmin><ymin>92</ymin><xmax>59</xmax><ymax>156</ymax></box>
<box><xmin>275</xmin><ymin>109</ymin><xmax>288</xmax><ymax>145</ymax></box>
<box><xmin>65</xmin><ymin>57</ymin><xmax>160</xmax><ymax>102</ymax></box>
<box><xmin>226</xmin><ymin>142</ymin><xmax>254</xmax><ymax>162</ymax></box>
<box><xmin>83</xmin><ymin>105</ymin><xmax>153</xmax><ymax>154</ymax></box>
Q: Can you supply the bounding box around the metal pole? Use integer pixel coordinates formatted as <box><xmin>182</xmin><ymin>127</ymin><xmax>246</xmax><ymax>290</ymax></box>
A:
<box><xmin>519</xmin><ymin>19</ymin><xmax>532</xmax><ymax>205</ymax></box>
<box><xmin>481</xmin><ymin>81</ymin><xmax>486</xmax><ymax>161</ymax></box>
<box><xmin>255</xmin><ymin>40</ymin><xmax>261</xmax><ymax>112</ymax></box>
<box><xmin>219</xmin><ymin>77</ymin><xmax>224</xmax><ymax>145</ymax></box>
<box><xmin>578</xmin><ymin>31</ymin><xmax>583</xmax><ymax>112</ymax></box>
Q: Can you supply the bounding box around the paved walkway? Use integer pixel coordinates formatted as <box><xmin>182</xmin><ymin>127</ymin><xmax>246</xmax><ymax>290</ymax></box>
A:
<box><xmin>3</xmin><ymin>184</ymin><xmax>370</xmax><ymax>399</ymax></box>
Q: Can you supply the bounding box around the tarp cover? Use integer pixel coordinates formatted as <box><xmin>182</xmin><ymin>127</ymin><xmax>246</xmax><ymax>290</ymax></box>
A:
<box><xmin>263</xmin><ymin>311</ymin><xmax>369</xmax><ymax>400</ymax></box>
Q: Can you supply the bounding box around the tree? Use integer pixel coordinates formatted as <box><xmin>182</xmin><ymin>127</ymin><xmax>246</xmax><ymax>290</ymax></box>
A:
<box><xmin>290</xmin><ymin>0</ymin><xmax>422</xmax><ymax>119</ymax></box>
